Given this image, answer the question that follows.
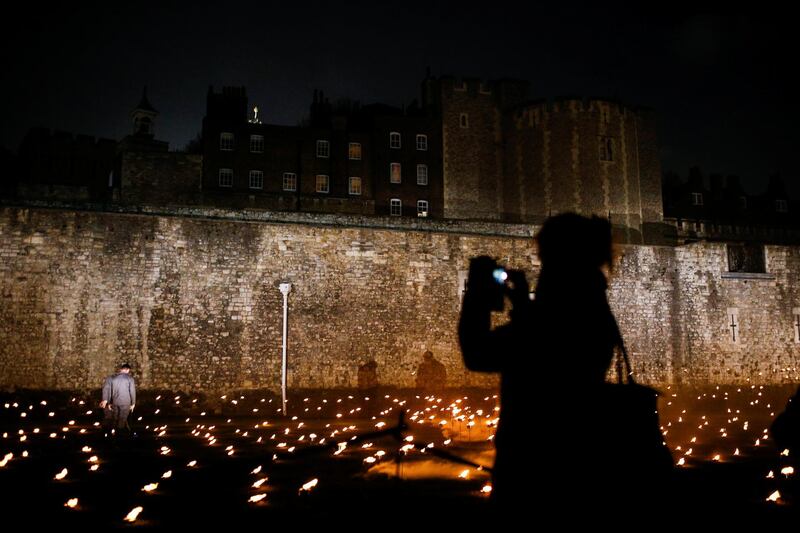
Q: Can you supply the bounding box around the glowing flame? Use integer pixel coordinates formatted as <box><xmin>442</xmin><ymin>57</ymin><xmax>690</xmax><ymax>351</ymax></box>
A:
<box><xmin>142</xmin><ymin>483</ymin><xmax>158</xmax><ymax>492</ymax></box>
<box><xmin>766</xmin><ymin>471</ymin><xmax>775</xmax><ymax>479</ymax></box>
<box><xmin>677</xmin><ymin>458</ymin><xmax>686</xmax><ymax>466</ymax></box>
<box><xmin>481</xmin><ymin>484</ymin><xmax>492</xmax><ymax>494</ymax></box>
<box><xmin>0</xmin><ymin>453</ymin><xmax>12</xmax><ymax>467</ymax></box>
<box><xmin>124</xmin><ymin>506</ymin><xmax>144</xmax><ymax>522</ymax></box>
<box><xmin>781</xmin><ymin>466</ymin><xmax>794</xmax><ymax>477</ymax></box>
<box><xmin>458</xmin><ymin>469</ymin><xmax>469</xmax><ymax>479</ymax></box>
<box><xmin>162</xmin><ymin>470</ymin><xmax>172</xmax><ymax>479</ymax></box>
<box><xmin>65</xmin><ymin>498</ymin><xmax>79</xmax><ymax>508</ymax></box>
<box><xmin>253</xmin><ymin>478</ymin><xmax>268</xmax><ymax>488</ymax></box>
<box><xmin>766</xmin><ymin>490</ymin><xmax>781</xmax><ymax>503</ymax></box>
<box><xmin>249</xmin><ymin>494</ymin><xmax>267</xmax><ymax>503</ymax></box>
<box><xmin>54</xmin><ymin>468</ymin><xmax>68</xmax><ymax>480</ymax></box>
<box><xmin>187</xmin><ymin>460</ymin><xmax>197</xmax><ymax>467</ymax></box>
<box><xmin>251</xmin><ymin>466</ymin><xmax>262</xmax><ymax>475</ymax></box>
<box><xmin>781</xmin><ymin>449</ymin><xmax>790</xmax><ymax>457</ymax></box>
<box><xmin>300</xmin><ymin>478</ymin><xmax>318</xmax><ymax>492</ymax></box>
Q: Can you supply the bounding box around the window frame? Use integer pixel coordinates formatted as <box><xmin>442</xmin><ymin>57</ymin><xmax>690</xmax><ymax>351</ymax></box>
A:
<box><xmin>348</xmin><ymin>142</ymin><xmax>362</xmax><ymax>160</ymax></box>
<box><xmin>417</xmin><ymin>200</ymin><xmax>429</xmax><ymax>217</ymax></box>
<box><xmin>598</xmin><ymin>136</ymin><xmax>614</xmax><ymax>162</ymax></box>
<box><xmin>282</xmin><ymin>172</ymin><xmax>297</xmax><ymax>192</ymax></box>
<box><xmin>415</xmin><ymin>134</ymin><xmax>428</xmax><ymax>151</ymax></box>
<box><xmin>316</xmin><ymin>139</ymin><xmax>330</xmax><ymax>158</ymax></box>
<box><xmin>390</xmin><ymin>198</ymin><xmax>402</xmax><ymax>216</ymax></box>
<box><xmin>315</xmin><ymin>174</ymin><xmax>330</xmax><ymax>194</ymax></box>
<box><xmin>416</xmin><ymin>164</ymin><xmax>428</xmax><ymax>186</ymax></box>
<box><xmin>220</xmin><ymin>132</ymin><xmax>235</xmax><ymax>151</ymax></box>
<box><xmin>692</xmin><ymin>192</ymin><xmax>704</xmax><ymax>206</ymax></box>
<box><xmin>389</xmin><ymin>132</ymin><xmax>401</xmax><ymax>149</ymax></box>
<box><xmin>390</xmin><ymin>162</ymin><xmax>402</xmax><ymax>184</ymax></box>
<box><xmin>248</xmin><ymin>169</ymin><xmax>264</xmax><ymax>190</ymax></box>
<box><xmin>218</xmin><ymin>168</ymin><xmax>234</xmax><ymax>188</ymax></box>
<box><xmin>348</xmin><ymin>176</ymin><xmax>362</xmax><ymax>196</ymax></box>
<box><xmin>249</xmin><ymin>134</ymin><xmax>264</xmax><ymax>153</ymax></box>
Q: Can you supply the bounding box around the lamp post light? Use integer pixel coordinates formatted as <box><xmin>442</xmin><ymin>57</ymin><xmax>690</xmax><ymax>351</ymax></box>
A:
<box><xmin>278</xmin><ymin>283</ymin><xmax>292</xmax><ymax>416</ymax></box>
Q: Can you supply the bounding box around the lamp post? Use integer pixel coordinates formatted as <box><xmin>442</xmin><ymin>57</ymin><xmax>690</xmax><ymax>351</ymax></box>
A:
<box><xmin>279</xmin><ymin>283</ymin><xmax>292</xmax><ymax>416</ymax></box>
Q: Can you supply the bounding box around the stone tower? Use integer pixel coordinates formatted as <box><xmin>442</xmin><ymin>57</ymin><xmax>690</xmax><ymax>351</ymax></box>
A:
<box><xmin>131</xmin><ymin>87</ymin><xmax>158</xmax><ymax>137</ymax></box>
<box><xmin>119</xmin><ymin>87</ymin><xmax>168</xmax><ymax>153</ymax></box>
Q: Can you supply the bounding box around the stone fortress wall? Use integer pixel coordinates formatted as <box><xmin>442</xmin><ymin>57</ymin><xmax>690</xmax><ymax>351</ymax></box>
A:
<box><xmin>1</xmin><ymin>205</ymin><xmax>798</xmax><ymax>392</ymax></box>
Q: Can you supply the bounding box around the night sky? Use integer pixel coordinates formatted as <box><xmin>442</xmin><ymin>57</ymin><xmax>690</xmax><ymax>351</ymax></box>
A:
<box><xmin>2</xmin><ymin>4</ymin><xmax>795</xmax><ymax>196</ymax></box>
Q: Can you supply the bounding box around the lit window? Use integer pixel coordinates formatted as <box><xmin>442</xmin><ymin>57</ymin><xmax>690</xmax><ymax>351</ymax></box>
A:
<box><xmin>220</xmin><ymin>132</ymin><xmax>234</xmax><ymax>151</ymax></box>
<box><xmin>416</xmin><ymin>134</ymin><xmax>428</xmax><ymax>151</ymax></box>
<box><xmin>316</xmin><ymin>140</ymin><xmax>330</xmax><ymax>158</ymax></box>
<box><xmin>776</xmin><ymin>199</ymin><xmax>788</xmax><ymax>213</ymax></box>
<box><xmin>417</xmin><ymin>200</ymin><xmax>429</xmax><ymax>217</ymax></box>
<box><xmin>349</xmin><ymin>143</ymin><xmax>362</xmax><ymax>160</ymax></box>
<box><xmin>349</xmin><ymin>177</ymin><xmax>362</xmax><ymax>196</ymax></box>
<box><xmin>692</xmin><ymin>192</ymin><xmax>704</xmax><ymax>206</ymax></box>
<box><xmin>390</xmin><ymin>198</ymin><xmax>402</xmax><ymax>216</ymax></box>
<box><xmin>390</xmin><ymin>163</ymin><xmax>401</xmax><ymax>184</ymax></box>
<box><xmin>282</xmin><ymin>172</ymin><xmax>297</xmax><ymax>192</ymax></box>
<box><xmin>249</xmin><ymin>135</ymin><xmax>264</xmax><ymax>153</ymax></box>
<box><xmin>459</xmin><ymin>113</ymin><xmax>469</xmax><ymax>128</ymax></box>
<box><xmin>218</xmin><ymin>168</ymin><xmax>233</xmax><ymax>187</ymax></box>
<box><xmin>599</xmin><ymin>136</ymin><xmax>614</xmax><ymax>161</ymax></box>
<box><xmin>249</xmin><ymin>170</ymin><xmax>264</xmax><ymax>189</ymax></box>
<box><xmin>389</xmin><ymin>132</ymin><xmax>401</xmax><ymax>149</ymax></box>
<box><xmin>315</xmin><ymin>174</ymin><xmax>330</xmax><ymax>193</ymax></box>
<box><xmin>416</xmin><ymin>164</ymin><xmax>428</xmax><ymax>185</ymax></box>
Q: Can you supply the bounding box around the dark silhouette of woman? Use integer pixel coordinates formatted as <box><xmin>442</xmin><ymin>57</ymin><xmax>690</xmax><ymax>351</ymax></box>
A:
<box><xmin>459</xmin><ymin>213</ymin><xmax>623</xmax><ymax>513</ymax></box>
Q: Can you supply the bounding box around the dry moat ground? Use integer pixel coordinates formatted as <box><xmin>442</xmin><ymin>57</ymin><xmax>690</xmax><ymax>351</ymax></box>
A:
<box><xmin>1</xmin><ymin>384</ymin><xmax>799</xmax><ymax>529</ymax></box>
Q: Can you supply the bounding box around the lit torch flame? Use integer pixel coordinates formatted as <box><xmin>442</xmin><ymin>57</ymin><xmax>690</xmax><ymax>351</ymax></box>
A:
<box><xmin>124</xmin><ymin>506</ymin><xmax>144</xmax><ymax>522</ymax></box>
<box><xmin>300</xmin><ymin>478</ymin><xmax>318</xmax><ymax>493</ymax></box>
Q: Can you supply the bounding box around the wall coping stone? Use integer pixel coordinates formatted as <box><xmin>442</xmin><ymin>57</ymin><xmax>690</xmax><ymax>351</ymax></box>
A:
<box><xmin>0</xmin><ymin>199</ymin><xmax>539</xmax><ymax>239</ymax></box>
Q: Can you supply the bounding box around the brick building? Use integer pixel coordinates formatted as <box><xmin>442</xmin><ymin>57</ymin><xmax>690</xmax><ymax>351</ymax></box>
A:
<box><xmin>201</xmin><ymin>86</ymin><xmax>442</xmax><ymax>218</ymax></box>
<box><xmin>662</xmin><ymin>167</ymin><xmax>799</xmax><ymax>246</ymax></box>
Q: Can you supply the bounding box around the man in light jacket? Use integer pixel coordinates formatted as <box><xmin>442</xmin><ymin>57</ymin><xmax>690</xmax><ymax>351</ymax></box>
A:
<box><xmin>100</xmin><ymin>363</ymin><xmax>136</xmax><ymax>436</ymax></box>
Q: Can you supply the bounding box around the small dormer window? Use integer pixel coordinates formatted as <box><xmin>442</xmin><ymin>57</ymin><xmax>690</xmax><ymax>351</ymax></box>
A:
<box><xmin>692</xmin><ymin>192</ymin><xmax>704</xmax><ymax>206</ymax></box>
<box><xmin>776</xmin><ymin>199</ymin><xmax>788</xmax><ymax>213</ymax></box>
